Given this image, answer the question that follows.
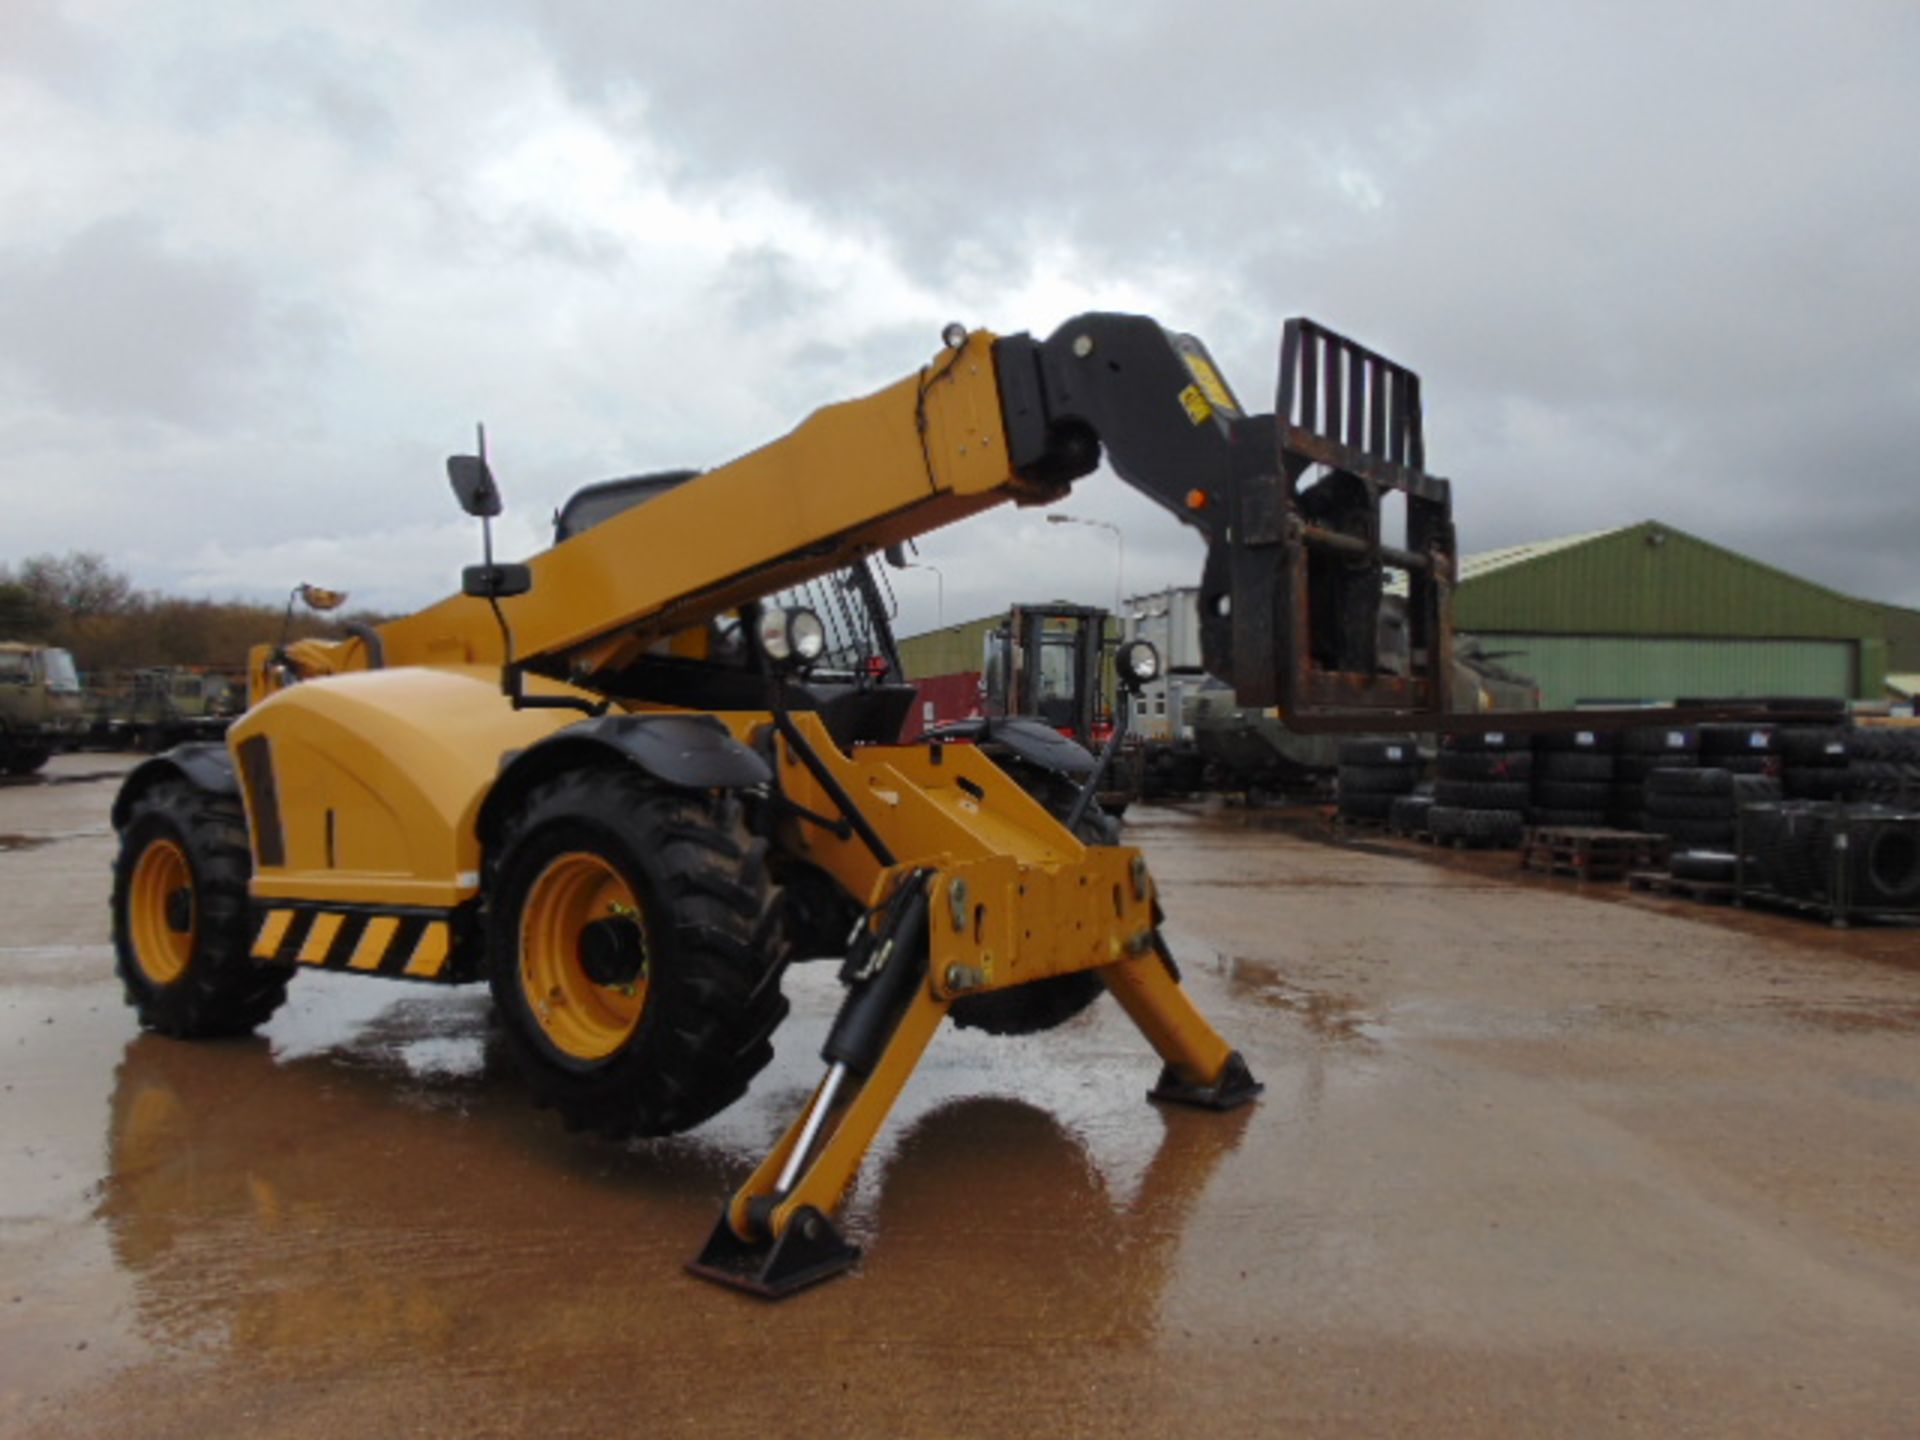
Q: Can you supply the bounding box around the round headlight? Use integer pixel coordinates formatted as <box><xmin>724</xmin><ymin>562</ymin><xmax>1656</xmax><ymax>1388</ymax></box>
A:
<box><xmin>788</xmin><ymin>608</ymin><xmax>827</xmax><ymax>662</ymax></box>
<box><xmin>756</xmin><ymin>606</ymin><xmax>793</xmax><ymax>662</ymax></box>
<box><xmin>1119</xmin><ymin>639</ymin><xmax>1161</xmax><ymax>683</ymax></box>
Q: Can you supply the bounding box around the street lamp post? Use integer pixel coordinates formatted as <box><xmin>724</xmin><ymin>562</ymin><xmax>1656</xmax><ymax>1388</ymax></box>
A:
<box><xmin>903</xmin><ymin>560</ymin><xmax>944</xmax><ymax>628</ymax></box>
<box><xmin>1045</xmin><ymin>513</ymin><xmax>1124</xmax><ymax>615</ymax></box>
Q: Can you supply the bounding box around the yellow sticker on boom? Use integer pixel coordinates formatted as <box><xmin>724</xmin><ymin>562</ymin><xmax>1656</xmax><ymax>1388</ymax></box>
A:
<box><xmin>1182</xmin><ymin>352</ymin><xmax>1238</xmax><ymax>413</ymax></box>
<box><xmin>1178</xmin><ymin>384</ymin><xmax>1213</xmax><ymax>426</ymax></box>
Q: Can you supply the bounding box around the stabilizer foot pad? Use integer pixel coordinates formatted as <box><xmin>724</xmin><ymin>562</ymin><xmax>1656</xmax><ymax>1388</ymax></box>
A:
<box><xmin>685</xmin><ymin>1204</ymin><xmax>860</xmax><ymax>1299</ymax></box>
<box><xmin>1149</xmin><ymin>1050</ymin><xmax>1263</xmax><ymax>1111</ymax></box>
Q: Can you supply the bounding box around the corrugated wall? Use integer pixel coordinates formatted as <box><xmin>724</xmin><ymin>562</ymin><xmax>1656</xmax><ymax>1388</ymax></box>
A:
<box><xmin>1457</xmin><ymin>523</ymin><xmax>1887</xmax><ymax>640</ymax></box>
<box><xmin>896</xmin><ymin>615</ymin><xmax>997</xmax><ymax>679</ymax></box>
<box><xmin>1472</xmin><ymin>633</ymin><xmax>1858</xmax><ymax>708</ymax></box>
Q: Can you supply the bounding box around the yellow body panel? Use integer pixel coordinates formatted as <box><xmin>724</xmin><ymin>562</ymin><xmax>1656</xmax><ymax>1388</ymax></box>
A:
<box><xmin>230</xmin><ymin>666</ymin><xmax>584</xmax><ymax>907</ymax></box>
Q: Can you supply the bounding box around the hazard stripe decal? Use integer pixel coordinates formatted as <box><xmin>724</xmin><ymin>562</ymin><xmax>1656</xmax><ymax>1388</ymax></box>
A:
<box><xmin>250</xmin><ymin>905</ymin><xmax>462</xmax><ymax>982</ymax></box>
<box><xmin>403</xmin><ymin>923</ymin><xmax>451</xmax><ymax>979</ymax></box>
<box><xmin>253</xmin><ymin>910</ymin><xmax>294</xmax><ymax>959</ymax></box>
<box><xmin>348</xmin><ymin>915</ymin><xmax>399</xmax><ymax>971</ymax></box>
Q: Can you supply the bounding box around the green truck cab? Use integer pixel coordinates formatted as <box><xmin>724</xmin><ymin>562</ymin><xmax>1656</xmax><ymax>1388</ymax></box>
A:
<box><xmin>0</xmin><ymin>641</ymin><xmax>84</xmax><ymax>774</ymax></box>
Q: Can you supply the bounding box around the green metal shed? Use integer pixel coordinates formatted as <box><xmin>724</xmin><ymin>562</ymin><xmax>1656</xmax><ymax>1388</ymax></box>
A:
<box><xmin>1455</xmin><ymin>521</ymin><xmax>1892</xmax><ymax>706</ymax></box>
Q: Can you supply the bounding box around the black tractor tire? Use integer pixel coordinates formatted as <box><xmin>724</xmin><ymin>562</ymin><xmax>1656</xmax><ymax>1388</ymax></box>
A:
<box><xmin>1646</xmin><ymin>792</ymin><xmax>1735</xmax><ymax>821</ymax></box>
<box><xmin>1775</xmin><ymin>728</ymin><xmax>1851</xmax><ymax>767</ymax></box>
<box><xmin>1535</xmin><ymin>730</ymin><xmax>1615</xmax><ymax>754</ymax></box>
<box><xmin>1784</xmin><ymin>768</ymin><xmax>1851</xmax><ymax>800</ymax></box>
<box><xmin>486</xmin><ymin>769</ymin><xmax>788</xmax><ymax>1139</ymax></box>
<box><xmin>1614</xmin><ymin>753</ymin><xmax>1697</xmax><ymax>783</ymax></box>
<box><xmin>1669</xmin><ymin>850</ymin><xmax>1738</xmax><ymax>884</ymax></box>
<box><xmin>1534</xmin><ymin>780</ymin><xmax>1612</xmax><ymax>811</ymax></box>
<box><xmin>1648</xmin><ymin>767</ymin><xmax>1735</xmax><ymax>798</ymax></box>
<box><xmin>1646</xmin><ymin>816</ymin><xmax>1735</xmax><ymax>847</ymax></box>
<box><xmin>3</xmin><ymin>745</ymin><xmax>52</xmax><ymax>775</ymax></box>
<box><xmin>1528</xmin><ymin>807</ymin><xmax>1609</xmax><ymax>828</ymax></box>
<box><xmin>1731</xmin><ymin>773</ymin><xmax>1783</xmax><ymax>805</ymax></box>
<box><xmin>1338</xmin><ymin>763</ymin><xmax>1421</xmax><ymax>795</ymax></box>
<box><xmin>1337</xmin><ymin>791</ymin><xmax>1397</xmax><ymax>821</ymax></box>
<box><xmin>1619</xmin><ymin>726</ymin><xmax>1699</xmax><ymax>756</ymax></box>
<box><xmin>1337</xmin><ymin>738</ymin><xmax>1420</xmax><ymax>767</ymax></box>
<box><xmin>1427</xmin><ymin>805</ymin><xmax>1526</xmax><ymax>846</ymax></box>
<box><xmin>1435</xmin><ymin>749</ymin><xmax>1533</xmax><ymax>783</ymax></box>
<box><xmin>1535</xmin><ymin>752</ymin><xmax>1615</xmax><ymax>783</ymax></box>
<box><xmin>111</xmin><ymin>778</ymin><xmax>292</xmax><ymax>1036</ymax></box>
<box><xmin>1440</xmin><ymin>734</ymin><xmax>1531</xmax><ymax>756</ymax></box>
<box><xmin>1860</xmin><ymin>817</ymin><xmax>1920</xmax><ymax>909</ymax></box>
<box><xmin>1434</xmin><ymin>779</ymin><xmax>1529</xmax><ymax>811</ymax></box>
<box><xmin>1699</xmin><ymin>723</ymin><xmax>1774</xmax><ymax>758</ymax></box>
<box><xmin>1389</xmin><ymin>793</ymin><xmax>1436</xmax><ymax>831</ymax></box>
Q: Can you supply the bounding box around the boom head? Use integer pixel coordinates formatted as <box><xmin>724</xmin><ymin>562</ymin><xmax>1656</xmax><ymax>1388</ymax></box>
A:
<box><xmin>994</xmin><ymin>314</ymin><xmax>1455</xmax><ymax>726</ymax></box>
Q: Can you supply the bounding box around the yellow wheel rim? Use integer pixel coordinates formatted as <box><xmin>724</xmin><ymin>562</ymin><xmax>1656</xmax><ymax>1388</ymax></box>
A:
<box><xmin>129</xmin><ymin>838</ymin><xmax>195</xmax><ymax>986</ymax></box>
<box><xmin>518</xmin><ymin>852</ymin><xmax>651</xmax><ymax>1062</ymax></box>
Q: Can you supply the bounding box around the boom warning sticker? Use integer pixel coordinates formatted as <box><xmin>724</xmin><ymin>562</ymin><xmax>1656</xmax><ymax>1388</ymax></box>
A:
<box><xmin>1178</xmin><ymin>384</ymin><xmax>1213</xmax><ymax>425</ymax></box>
<box><xmin>1181</xmin><ymin>351</ymin><xmax>1239</xmax><ymax>414</ymax></box>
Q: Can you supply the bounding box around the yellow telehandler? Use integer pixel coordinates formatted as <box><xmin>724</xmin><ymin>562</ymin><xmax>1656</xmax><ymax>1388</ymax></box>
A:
<box><xmin>108</xmin><ymin>315</ymin><xmax>1456</xmax><ymax>1294</ymax></box>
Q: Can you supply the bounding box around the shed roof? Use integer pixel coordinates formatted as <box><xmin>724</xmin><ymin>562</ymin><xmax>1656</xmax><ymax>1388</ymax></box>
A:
<box><xmin>1449</xmin><ymin>520</ymin><xmax>1889</xmax><ymax>640</ymax></box>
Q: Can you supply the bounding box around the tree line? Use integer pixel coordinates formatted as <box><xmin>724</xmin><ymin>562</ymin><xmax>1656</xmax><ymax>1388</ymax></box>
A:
<box><xmin>0</xmin><ymin>551</ymin><xmax>391</xmax><ymax>675</ymax></box>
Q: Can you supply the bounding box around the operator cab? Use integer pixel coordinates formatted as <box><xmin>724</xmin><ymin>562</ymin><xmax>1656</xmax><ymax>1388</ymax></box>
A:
<box><xmin>547</xmin><ymin>469</ymin><xmax>919</xmax><ymax>748</ymax></box>
<box><xmin>552</xmin><ymin>470</ymin><xmax>702</xmax><ymax>544</ymax></box>
<box><xmin>981</xmin><ymin>603</ymin><xmax>1111</xmax><ymax>745</ymax></box>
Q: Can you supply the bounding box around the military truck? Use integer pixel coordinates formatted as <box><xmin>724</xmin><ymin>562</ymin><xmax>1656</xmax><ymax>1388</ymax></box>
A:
<box><xmin>0</xmin><ymin>641</ymin><xmax>84</xmax><ymax>773</ymax></box>
<box><xmin>85</xmin><ymin>667</ymin><xmax>242</xmax><ymax>752</ymax></box>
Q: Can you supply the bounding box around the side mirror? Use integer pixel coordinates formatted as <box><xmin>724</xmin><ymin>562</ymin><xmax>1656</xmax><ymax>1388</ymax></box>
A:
<box><xmin>448</xmin><ymin>455</ymin><xmax>502</xmax><ymax>518</ymax></box>
<box><xmin>463</xmin><ymin>563</ymin><xmax>532</xmax><ymax>599</ymax></box>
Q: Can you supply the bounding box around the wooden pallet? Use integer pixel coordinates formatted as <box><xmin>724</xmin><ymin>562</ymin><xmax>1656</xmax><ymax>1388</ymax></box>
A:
<box><xmin>1627</xmin><ymin>869</ymin><xmax>1736</xmax><ymax>904</ymax></box>
<box><xmin>1418</xmin><ymin>830</ymin><xmax>1521</xmax><ymax>851</ymax></box>
<box><xmin>1522</xmin><ymin>827</ymin><xmax>1671</xmax><ymax>882</ymax></box>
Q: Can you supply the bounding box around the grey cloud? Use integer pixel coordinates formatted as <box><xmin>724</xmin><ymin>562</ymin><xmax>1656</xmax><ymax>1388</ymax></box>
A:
<box><xmin>0</xmin><ymin>217</ymin><xmax>271</xmax><ymax>426</ymax></box>
<box><xmin>499</xmin><ymin>1</ymin><xmax>1920</xmax><ymax>609</ymax></box>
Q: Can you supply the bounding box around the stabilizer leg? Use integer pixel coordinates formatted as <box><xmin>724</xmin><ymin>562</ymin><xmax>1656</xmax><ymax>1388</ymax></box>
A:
<box><xmin>1099</xmin><ymin>935</ymin><xmax>1264</xmax><ymax>1110</ymax></box>
<box><xmin>690</xmin><ymin>873</ymin><xmax>949</xmax><ymax>1298</ymax></box>
<box><xmin>687</xmin><ymin>985</ymin><xmax>947</xmax><ymax>1298</ymax></box>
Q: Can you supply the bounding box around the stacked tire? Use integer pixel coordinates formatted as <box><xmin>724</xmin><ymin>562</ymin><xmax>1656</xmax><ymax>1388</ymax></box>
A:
<box><xmin>1846</xmin><ymin>727</ymin><xmax>1920</xmax><ymax>806</ymax></box>
<box><xmin>1698</xmin><ymin>723</ymin><xmax>1777</xmax><ymax>776</ymax></box>
<box><xmin>1389</xmin><ymin>789</ymin><xmax>1436</xmax><ymax>835</ymax></box>
<box><xmin>1337</xmin><ymin>739</ymin><xmax>1422</xmax><ymax>822</ymax></box>
<box><xmin>1776</xmin><ymin>726</ymin><xmax>1853</xmax><ymax>801</ymax></box>
<box><xmin>1611</xmin><ymin>725</ymin><xmax>1699</xmax><ymax>831</ymax></box>
<box><xmin>1528</xmin><ymin>730</ymin><xmax>1614</xmax><ymax>827</ymax></box>
<box><xmin>1430</xmin><ymin>734</ymin><xmax>1530</xmax><ymax>847</ymax></box>
<box><xmin>1645</xmin><ymin>767</ymin><xmax>1781</xmax><ymax>851</ymax></box>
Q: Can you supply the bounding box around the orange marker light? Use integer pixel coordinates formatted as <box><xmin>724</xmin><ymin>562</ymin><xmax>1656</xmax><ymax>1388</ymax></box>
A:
<box><xmin>1185</xmin><ymin>489</ymin><xmax>1208</xmax><ymax>510</ymax></box>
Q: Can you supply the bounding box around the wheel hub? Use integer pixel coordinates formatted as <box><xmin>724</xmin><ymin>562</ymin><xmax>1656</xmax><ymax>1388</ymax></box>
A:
<box><xmin>164</xmin><ymin>886</ymin><xmax>194</xmax><ymax>934</ymax></box>
<box><xmin>578</xmin><ymin>915</ymin><xmax>647</xmax><ymax>988</ymax></box>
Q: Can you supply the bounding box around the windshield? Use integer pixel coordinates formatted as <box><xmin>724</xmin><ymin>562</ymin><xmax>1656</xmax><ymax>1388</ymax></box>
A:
<box><xmin>42</xmin><ymin>649</ymin><xmax>80</xmax><ymax>692</ymax></box>
<box><xmin>1035</xmin><ymin>635</ymin><xmax>1077</xmax><ymax>702</ymax></box>
<box><xmin>0</xmin><ymin>651</ymin><xmax>27</xmax><ymax>684</ymax></box>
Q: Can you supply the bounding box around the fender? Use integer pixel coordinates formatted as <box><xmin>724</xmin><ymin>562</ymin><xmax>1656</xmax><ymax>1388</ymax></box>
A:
<box><xmin>921</xmin><ymin>715</ymin><xmax>1097</xmax><ymax>779</ymax></box>
<box><xmin>479</xmin><ymin>712</ymin><xmax>772</xmax><ymax>845</ymax></box>
<box><xmin>110</xmin><ymin>742</ymin><xmax>240</xmax><ymax>830</ymax></box>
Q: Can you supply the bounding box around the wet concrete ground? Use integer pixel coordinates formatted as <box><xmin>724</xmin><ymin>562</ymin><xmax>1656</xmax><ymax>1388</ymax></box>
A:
<box><xmin>3</xmin><ymin>757</ymin><xmax>1918</xmax><ymax>1437</ymax></box>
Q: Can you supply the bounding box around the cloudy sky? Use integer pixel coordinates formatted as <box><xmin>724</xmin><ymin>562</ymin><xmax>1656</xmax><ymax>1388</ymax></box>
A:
<box><xmin>2</xmin><ymin>1</ymin><xmax>1916</xmax><ymax>637</ymax></box>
